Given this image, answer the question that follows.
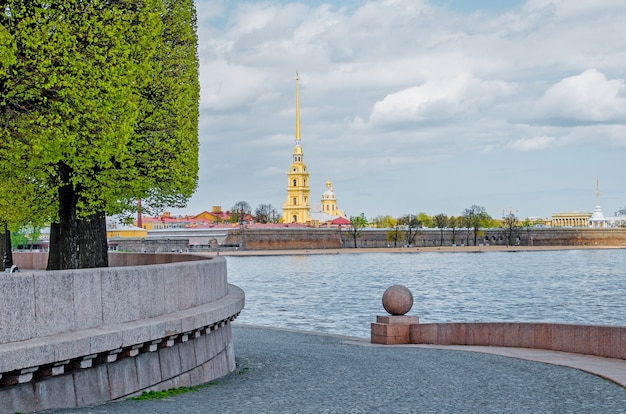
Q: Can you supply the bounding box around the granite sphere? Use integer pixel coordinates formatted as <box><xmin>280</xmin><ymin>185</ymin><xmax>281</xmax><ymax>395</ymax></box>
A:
<box><xmin>382</xmin><ymin>285</ymin><xmax>413</xmax><ymax>315</ymax></box>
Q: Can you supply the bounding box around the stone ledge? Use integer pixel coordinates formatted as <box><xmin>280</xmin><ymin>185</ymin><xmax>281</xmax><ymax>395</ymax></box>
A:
<box><xmin>0</xmin><ymin>284</ymin><xmax>244</xmax><ymax>378</ymax></box>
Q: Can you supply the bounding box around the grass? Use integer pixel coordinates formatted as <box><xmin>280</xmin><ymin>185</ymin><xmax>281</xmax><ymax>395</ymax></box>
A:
<box><xmin>128</xmin><ymin>366</ymin><xmax>250</xmax><ymax>401</ymax></box>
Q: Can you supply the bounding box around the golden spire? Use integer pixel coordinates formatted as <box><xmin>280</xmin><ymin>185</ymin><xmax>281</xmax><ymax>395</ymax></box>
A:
<box><xmin>295</xmin><ymin>71</ymin><xmax>301</xmax><ymax>145</ymax></box>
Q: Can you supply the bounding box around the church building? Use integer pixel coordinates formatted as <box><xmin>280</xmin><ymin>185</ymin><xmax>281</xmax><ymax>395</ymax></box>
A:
<box><xmin>282</xmin><ymin>73</ymin><xmax>345</xmax><ymax>225</ymax></box>
<box><xmin>282</xmin><ymin>73</ymin><xmax>311</xmax><ymax>224</ymax></box>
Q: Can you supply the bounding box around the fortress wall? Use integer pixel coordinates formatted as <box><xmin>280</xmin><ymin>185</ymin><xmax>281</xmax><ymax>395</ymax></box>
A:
<box><xmin>0</xmin><ymin>255</ymin><xmax>244</xmax><ymax>413</ymax></box>
<box><xmin>232</xmin><ymin>228</ymin><xmax>343</xmax><ymax>250</ymax></box>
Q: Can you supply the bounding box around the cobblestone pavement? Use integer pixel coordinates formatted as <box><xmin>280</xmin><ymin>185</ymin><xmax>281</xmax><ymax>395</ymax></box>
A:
<box><xmin>50</xmin><ymin>325</ymin><xmax>626</xmax><ymax>414</ymax></box>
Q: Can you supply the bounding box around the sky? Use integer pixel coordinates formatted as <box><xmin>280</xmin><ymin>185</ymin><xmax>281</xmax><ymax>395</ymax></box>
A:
<box><xmin>179</xmin><ymin>0</ymin><xmax>626</xmax><ymax>220</ymax></box>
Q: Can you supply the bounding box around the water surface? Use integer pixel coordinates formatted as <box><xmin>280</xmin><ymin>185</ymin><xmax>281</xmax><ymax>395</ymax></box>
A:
<box><xmin>226</xmin><ymin>249</ymin><xmax>626</xmax><ymax>338</ymax></box>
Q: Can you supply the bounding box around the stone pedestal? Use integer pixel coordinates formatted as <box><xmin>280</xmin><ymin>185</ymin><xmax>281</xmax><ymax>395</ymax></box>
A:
<box><xmin>371</xmin><ymin>315</ymin><xmax>420</xmax><ymax>345</ymax></box>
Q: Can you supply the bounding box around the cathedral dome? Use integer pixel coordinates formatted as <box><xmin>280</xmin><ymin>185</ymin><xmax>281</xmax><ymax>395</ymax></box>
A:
<box><xmin>322</xmin><ymin>180</ymin><xmax>335</xmax><ymax>200</ymax></box>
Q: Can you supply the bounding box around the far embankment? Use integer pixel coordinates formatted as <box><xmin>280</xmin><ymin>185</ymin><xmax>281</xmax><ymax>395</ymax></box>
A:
<box><xmin>209</xmin><ymin>244</ymin><xmax>626</xmax><ymax>257</ymax></box>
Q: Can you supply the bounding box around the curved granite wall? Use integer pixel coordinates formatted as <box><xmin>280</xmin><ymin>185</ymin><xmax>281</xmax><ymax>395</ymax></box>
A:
<box><xmin>0</xmin><ymin>254</ymin><xmax>244</xmax><ymax>413</ymax></box>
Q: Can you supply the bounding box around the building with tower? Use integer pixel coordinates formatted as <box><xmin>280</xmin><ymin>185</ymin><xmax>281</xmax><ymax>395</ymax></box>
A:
<box><xmin>282</xmin><ymin>73</ymin><xmax>311</xmax><ymax>224</ymax></box>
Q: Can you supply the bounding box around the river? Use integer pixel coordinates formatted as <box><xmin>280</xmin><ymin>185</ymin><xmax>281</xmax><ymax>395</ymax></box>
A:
<box><xmin>226</xmin><ymin>249</ymin><xmax>626</xmax><ymax>339</ymax></box>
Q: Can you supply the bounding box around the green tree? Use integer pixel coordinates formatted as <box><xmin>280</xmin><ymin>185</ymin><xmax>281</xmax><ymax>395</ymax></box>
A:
<box><xmin>371</xmin><ymin>215</ymin><xmax>395</xmax><ymax>228</ymax></box>
<box><xmin>386</xmin><ymin>225</ymin><xmax>404</xmax><ymax>248</ymax></box>
<box><xmin>0</xmin><ymin>1</ymin><xmax>199</xmax><ymax>269</ymax></box>
<box><xmin>347</xmin><ymin>213</ymin><xmax>368</xmax><ymax>248</ymax></box>
<box><xmin>433</xmin><ymin>213</ymin><xmax>448</xmax><ymax>246</ymax></box>
<box><xmin>463</xmin><ymin>205</ymin><xmax>490</xmax><ymax>246</ymax></box>
<box><xmin>397</xmin><ymin>214</ymin><xmax>421</xmax><ymax>247</ymax></box>
<box><xmin>417</xmin><ymin>212</ymin><xmax>433</xmax><ymax>228</ymax></box>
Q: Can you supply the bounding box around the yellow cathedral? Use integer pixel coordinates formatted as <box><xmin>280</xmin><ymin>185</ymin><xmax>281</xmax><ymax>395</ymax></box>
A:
<box><xmin>282</xmin><ymin>73</ymin><xmax>345</xmax><ymax>224</ymax></box>
<box><xmin>282</xmin><ymin>73</ymin><xmax>311</xmax><ymax>224</ymax></box>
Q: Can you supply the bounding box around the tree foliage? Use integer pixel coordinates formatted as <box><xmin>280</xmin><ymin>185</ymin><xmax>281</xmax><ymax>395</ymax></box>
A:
<box><xmin>0</xmin><ymin>1</ymin><xmax>199</xmax><ymax>269</ymax></box>
<box><xmin>397</xmin><ymin>214</ymin><xmax>421</xmax><ymax>247</ymax></box>
<box><xmin>371</xmin><ymin>215</ymin><xmax>395</xmax><ymax>228</ymax></box>
<box><xmin>462</xmin><ymin>205</ymin><xmax>490</xmax><ymax>246</ymax></box>
<box><xmin>347</xmin><ymin>213</ymin><xmax>368</xmax><ymax>248</ymax></box>
<box><xmin>386</xmin><ymin>225</ymin><xmax>404</xmax><ymax>247</ymax></box>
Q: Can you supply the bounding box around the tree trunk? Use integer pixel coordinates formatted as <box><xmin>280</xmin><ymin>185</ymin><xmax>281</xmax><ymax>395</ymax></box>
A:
<box><xmin>1</xmin><ymin>226</ymin><xmax>13</xmax><ymax>271</ymax></box>
<box><xmin>47</xmin><ymin>183</ymin><xmax>79</xmax><ymax>270</ymax></box>
<box><xmin>79</xmin><ymin>212</ymin><xmax>109</xmax><ymax>268</ymax></box>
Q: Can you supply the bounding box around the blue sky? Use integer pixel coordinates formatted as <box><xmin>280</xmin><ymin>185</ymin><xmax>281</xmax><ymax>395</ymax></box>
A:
<box><xmin>184</xmin><ymin>0</ymin><xmax>626</xmax><ymax>220</ymax></box>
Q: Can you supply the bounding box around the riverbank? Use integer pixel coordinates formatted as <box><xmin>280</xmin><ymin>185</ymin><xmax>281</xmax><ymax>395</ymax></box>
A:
<box><xmin>49</xmin><ymin>325</ymin><xmax>626</xmax><ymax>413</ymax></box>
<box><xmin>210</xmin><ymin>244</ymin><xmax>626</xmax><ymax>256</ymax></box>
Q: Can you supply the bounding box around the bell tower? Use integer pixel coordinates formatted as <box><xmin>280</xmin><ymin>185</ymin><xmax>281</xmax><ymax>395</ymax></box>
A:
<box><xmin>282</xmin><ymin>72</ymin><xmax>311</xmax><ymax>223</ymax></box>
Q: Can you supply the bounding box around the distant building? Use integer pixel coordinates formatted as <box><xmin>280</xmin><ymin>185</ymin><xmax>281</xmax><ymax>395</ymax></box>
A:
<box><xmin>281</xmin><ymin>73</ymin><xmax>344</xmax><ymax>225</ymax></box>
<box><xmin>550</xmin><ymin>212</ymin><xmax>592</xmax><ymax>227</ymax></box>
<box><xmin>282</xmin><ymin>73</ymin><xmax>311</xmax><ymax>224</ymax></box>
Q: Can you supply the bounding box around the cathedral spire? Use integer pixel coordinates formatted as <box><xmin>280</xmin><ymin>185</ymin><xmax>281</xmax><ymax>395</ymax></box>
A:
<box><xmin>295</xmin><ymin>71</ymin><xmax>301</xmax><ymax>145</ymax></box>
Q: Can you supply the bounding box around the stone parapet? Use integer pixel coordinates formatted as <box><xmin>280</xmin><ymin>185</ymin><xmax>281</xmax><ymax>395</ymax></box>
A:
<box><xmin>405</xmin><ymin>322</ymin><xmax>626</xmax><ymax>360</ymax></box>
<box><xmin>0</xmin><ymin>254</ymin><xmax>244</xmax><ymax>413</ymax></box>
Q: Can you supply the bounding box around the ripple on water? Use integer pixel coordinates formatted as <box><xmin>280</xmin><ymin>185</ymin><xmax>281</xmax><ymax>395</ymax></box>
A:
<box><xmin>226</xmin><ymin>250</ymin><xmax>626</xmax><ymax>338</ymax></box>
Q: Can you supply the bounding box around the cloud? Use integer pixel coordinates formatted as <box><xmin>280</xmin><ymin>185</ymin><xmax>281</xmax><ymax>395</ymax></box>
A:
<box><xmin>182</xmin><ymin>0</ymin><xmax>626</xmax><ymax>220</ymax></box>
<box><xmin>367</xmin><ymin>74</ymin><xmax>516</xmax><ymax>126</ymax></box>
<box><xmin>509</xmin><ymin>136</ymin><xmax>558</xmax><ymax>152</ymax></box>
<box><xmin>533</xmin><ymin>69</ymin><xmax>626</xmax><ymax>124</ymax></box>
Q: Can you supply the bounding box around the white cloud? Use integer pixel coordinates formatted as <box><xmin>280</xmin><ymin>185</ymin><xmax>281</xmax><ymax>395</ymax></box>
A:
<box><xmin>509</xmin><ymin>136</ymin><xmax>558</xmax><ymax>152</ymax></box>
<box><xmin>534</xmin><ymin>69</ymin><xmax>626</xmax><ymax>124</ymax></box>
<box><xmin>368</xmin><ymin>74</ymin><xmax>516</xmax><ymax>126</ymax></box>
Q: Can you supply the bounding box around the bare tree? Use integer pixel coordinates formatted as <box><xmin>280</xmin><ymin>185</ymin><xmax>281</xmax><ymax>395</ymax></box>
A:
<box><xmin>502</xmin><ymin>211</ymin><xmax>519</xmax><ymax>246</ymax></box>
<box><xmin>433</xmin><ymin>213</ymin><xmax>448</xmax><ymax>246</ymax></box>
<box><xmin>255</xmin><ymin>203</ymin><xmax>280</xmax><ymax>223</ymax></box>
<box><xmin>230</xmin><ymin>201</ymin><xmax>251</xmax><ymax>223</ymax></box>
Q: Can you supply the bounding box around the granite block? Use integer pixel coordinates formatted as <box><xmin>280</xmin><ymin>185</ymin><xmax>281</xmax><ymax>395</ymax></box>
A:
<box><xmin>489</xmin><ymin>323</ymin><xmax>505</xmax><ymax>346</ymax></box>
<box><xmin>533</xmin><ymin>323</ymin><xmax>553</xmax><ymax>350</ymax></box>
<box><xmin>179</xmin><ymin>340</ymin><xmax>198</xmax><ymax>372</ymax></box>
<box><xmin>465</xmin><ymin>323</ymin><xmax>487</xmax><ymax>345</ymax></box>
<box><xmin>35</xmin><ymin>271</ymin><xmax>75</xmax><ymax>337</ymax></box>
<box><xmin>0</xmin><ymin>382</ymin><xmax>36</xmax><ymax>414</ymax></box>
<box><xmin>439</xmin><ymin>323</ymin><xmax>466</xmax><ymax>345</ymax></box>
<box><xmin>89</xmin><ymin>329</ymin><xmax>123</xmax><ymax>354</ymax></box>
<box><xmin>0</xmin><ymin>273</ymin><xmax>36</xmax><ymax>343</ymax></box>
<box><xmin>35</xmin><ymin>373</ymin><xmax>77</xmax><ymax>411</ymax></box>
<box><xmin>72</xmin><ymin>268</ymin><xmax>103</xmax><ymax>330</ymax></box>
<box><xmin>159</xmin><ymin>345</ymin><xmax>182</xmax><ymax>381</ymax></box>
<box><xmin>101</xmin><ymin>268</ymin><xmax>141</xmax><ymax>325</ymax></box>
<box><xmin>136</xmin><ymin>351</ymin><xmax>163</xmax><ymax>389</ymax></box>
<box><xmin>53</xmin><ymin>332</ymin><xmax>92</xmax><ymax>362</ymax></box>
<box><xmin>376</xmin><ymin>315</ymin><xmax>419</xmax><ymax>324</ymax></box>
<box><xmin>194</xmin><ymin>333</ymin><xmax>209</xmax><ymax>364</ymax></box>
<box><xmin>138</xmin><ymin>266</ymin><xmax>166</xmax><ymax>319</ymax></box>
<box><xmin>73</xmin><ymin>364</ymin><xmax>110</xmax><ymax>406</ymax></box>
<box><xmin>108</xmin><ymin>357</ymin><xmax>139</xmax><ymax>400</ymax></box>
<box><xmin>0</xmin><ymin>339</ymin><xmax>54</xmax><ymax>373</ymax></box>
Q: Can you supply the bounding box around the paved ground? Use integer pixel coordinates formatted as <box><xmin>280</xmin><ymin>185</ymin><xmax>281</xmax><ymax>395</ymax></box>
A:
<box><xmin>50</xmin><ymin>325</ymin><xmax>626</xmax><ymax>414</ymax></box>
